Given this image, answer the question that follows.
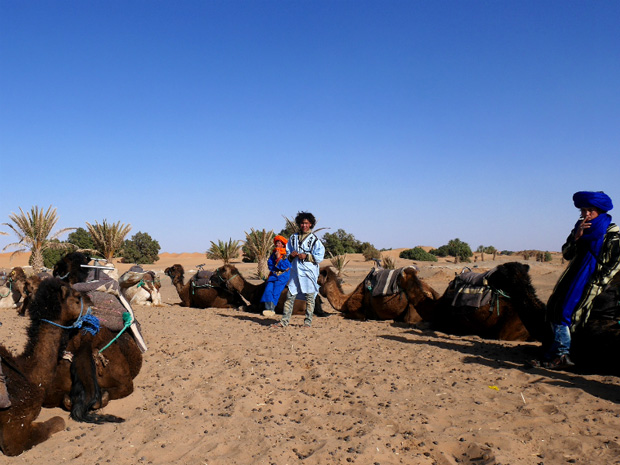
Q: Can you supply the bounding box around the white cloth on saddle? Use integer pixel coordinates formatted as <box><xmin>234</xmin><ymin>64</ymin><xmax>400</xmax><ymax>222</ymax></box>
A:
<box><xmin>119</xmin><ymin>268</ymin><xmax>157</xmax><ymax>289</ymax></box>
<box><xmin>448</xmin><ymin>268</ymin><xmax>497</xmax><ymax>308</ymax></box>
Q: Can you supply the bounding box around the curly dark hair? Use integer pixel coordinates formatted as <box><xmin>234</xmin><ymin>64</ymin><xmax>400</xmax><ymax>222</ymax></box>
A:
<box><xmin>295</xmin><ymin>211</ymin><xmax>316</xmax><ymax>228</ymax></box>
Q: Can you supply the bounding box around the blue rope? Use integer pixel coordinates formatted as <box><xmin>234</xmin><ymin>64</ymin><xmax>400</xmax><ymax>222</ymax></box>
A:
<box><xmin>41</xmin><ymin>298</ymin><xmax>101</xmax><ymax>335</ymax></box>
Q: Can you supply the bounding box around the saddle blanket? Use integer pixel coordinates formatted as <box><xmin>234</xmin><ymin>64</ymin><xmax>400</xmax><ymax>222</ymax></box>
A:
<box><xmin>192</xmin><ymin>270</ymin><xmax>214</xmax><ymax>288</ymax></box>
<box><xmin>365</xmin><ymin>267</ymin><xmax>416</xmax><ymax>298</ymax></box>
<box><xmin>72</xmin><ymin>273</ymin><xmax>147</xmax><ymax>353</ymax></box>
<box><xmin>446</xmin><ymin>267</ymin><xmax>498</xmax><ymax>308</ymax></box>
<box><xmin>119</xmin><ymin>269</ymin><xmax>158</xmax><ymax>289</ymax></box>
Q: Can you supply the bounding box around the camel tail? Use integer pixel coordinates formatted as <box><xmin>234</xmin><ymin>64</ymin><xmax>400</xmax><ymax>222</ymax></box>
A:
<box><xmin>68</xmin><ymin>345</ymin><xmax>124</xmax><ymax>424</ymax></box>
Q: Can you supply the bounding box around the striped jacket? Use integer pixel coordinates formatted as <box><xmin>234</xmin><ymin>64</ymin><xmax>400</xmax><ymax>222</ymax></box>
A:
<box><xmin>547</xmin><ymin>223</ymin><xmax>620</xmax><ymax>330</ymax></box>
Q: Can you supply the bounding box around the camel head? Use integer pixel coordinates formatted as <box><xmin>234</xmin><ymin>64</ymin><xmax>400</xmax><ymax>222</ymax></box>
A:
<box><xmin>164</xmin><ymin>264</ymin><xmax>185</xmax><ymax>282</ymax></box>
<box><xmin>53</xmin><ymin>252</ymin><xmax>90</xmax><ymax>284</ymax></box>
<box><xmin>317</xmin><ymin>267</ymin><xmax>344</xmax><ymax>297</ymax></box>
<box><xmin>9</xmin><ymin>266</ymin><xmax>28</xmax><ymax>283</ymax></box>
<box><xmin>400</xmin><ymin>267</ymin><xmax>439</xmax><ymax>305</ymax></box>
<box><xmin>485</xmin><ymin>262</ymin><xmax>542</xmax><ymax>307</ymax></box>
<box><xmin>145</xmin><ymin>271</ymin><xmax>161</xmax><ymax>290</ymax></box>
<box><xmin>210</xmin><ymin>264</ymin><xmax>242</xmax><ymax>292</ymax></box>
<box><xmin>28</xmin><ymin>278</ymin><xmax>95</xmax><ymax>329</ymax></box>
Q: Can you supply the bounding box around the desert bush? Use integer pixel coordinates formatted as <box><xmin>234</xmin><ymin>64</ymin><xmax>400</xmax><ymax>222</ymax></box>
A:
<box><xmin>361</xmin><ymin>243</ymin><xmax>381</xmax><ymax>261</ymax></box>
<box><xmin>38</xmin><ymin>240</ymin><xmax>65</xmax><ymax>269</ymax></box>
<box><xmin>322</xmin><ymin>229</ymin><xmax>362</xmax><ymax>256</ymax></box>
<box><xmin>431</xmin><ymin>238</ymin><xmax>472</xmax><ymax>262</ymax></box>
<box><xmin>544</xmin><ymin>251</ymin><xmax>553</xmax><ymax>262</ymax></box>
<box><xmin>399</xmin><ymin>247</ymin><xmax>438</xmax><ymax>262</ymax></box>
<box><xmin>206</xmin><ymin>239</ymin><xmax>241</xmax><ymax>264</ymax></box>
<box><xmin>122</xmin><ymin>232</ymin><xmax>161</xmax><ymax>264</ymax></box>
<box><xmin>382</xmin><ymin>256</ymin><xmax>396</xmax><ymax>269</ymax></box>
<box><xmin>67</xmin><ymin>227</ymin><xmax>96</xmax><ymax>251</ymax></box>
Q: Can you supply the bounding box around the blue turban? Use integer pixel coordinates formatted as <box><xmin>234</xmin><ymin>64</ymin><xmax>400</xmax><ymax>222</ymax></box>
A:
<box><xmin>573</xmin><ymin>191</ymin><xmax>613</xmax><ymax>212</ymax></box>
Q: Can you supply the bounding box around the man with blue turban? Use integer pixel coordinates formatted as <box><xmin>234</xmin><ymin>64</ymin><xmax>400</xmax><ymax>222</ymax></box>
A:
<box><xmin>542</xmin><ymin>191</ymin><xmax>620</xmax><ymax>369</ymax></box>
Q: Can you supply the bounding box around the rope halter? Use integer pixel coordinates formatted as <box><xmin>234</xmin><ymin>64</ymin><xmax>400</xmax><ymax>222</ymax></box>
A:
<box><xmin>41</xmin><ymin>297</ymin><xmax>101</xmax><ymax>336</ymax></box>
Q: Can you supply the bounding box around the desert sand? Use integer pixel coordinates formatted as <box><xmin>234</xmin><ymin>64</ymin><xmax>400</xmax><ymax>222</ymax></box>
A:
<box><xmin>1</xmin><ymin>250</ymin><xmax>620</xmax><ymax>464</ymax></box>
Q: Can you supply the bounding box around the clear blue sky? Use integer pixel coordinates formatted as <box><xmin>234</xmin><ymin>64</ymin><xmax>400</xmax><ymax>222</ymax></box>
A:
<box><xmin>1</xmin><ymin>1</ymin><xmax>619</xmax><ymax>254</ymax></box>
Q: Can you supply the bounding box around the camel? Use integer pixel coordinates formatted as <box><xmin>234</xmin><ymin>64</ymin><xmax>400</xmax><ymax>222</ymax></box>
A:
<box><xmin>119</xmin><ymin>266</ymin><xmax>163</xmax><ymax>307</ymax></box>
<box><xmin>421</xmin><ymin>262</ymin><xmax>544</xmax><ymax>341</ymax></box>
<box><xmin>210</xmin><ymin>264</ymin><xmax>328</xmax><ymax>317</ymax></box>
<box><xmin>0</xmin><ymin>278</ymin><xmax>94</xmax><ymax>455</ymax></box>
<box><xmin>44</xmin><ymin>252</ymin><xmax>144</xmax><ymax>422</ymax></box>
<box><xmin>164</xmin><ymin>264</ymin><xmax>246</xmax><ymax>309</ymax></box>
<box><xmin>7</xmin><ymin>268</ymin><xmax>51</xmax><ymax>316</ymax></box>
<box><xmin>318</xmin><ymin>262</ymin><xmax>540</xmax><ymax>341</ymax></box>
<box><xmin>518</xmin><ymin>272</ymin><xmax>620</xmax><ymax>374</ymax></box>
<box><xmin>0</xmin><ymin>269</ymin><xmax>24</xmax><ymax>310</ymax></box>
<box><xmin>318</xmin><ymin>266</ymin><xmax>438</xmax><ymax>324</ymax></box>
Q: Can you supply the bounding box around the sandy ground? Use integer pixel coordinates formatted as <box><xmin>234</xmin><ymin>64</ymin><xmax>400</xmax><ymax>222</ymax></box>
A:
<box><xmin>1</xmin><ymin>251</ymin><xmax>620</xmax><ymax>464</ymax></box>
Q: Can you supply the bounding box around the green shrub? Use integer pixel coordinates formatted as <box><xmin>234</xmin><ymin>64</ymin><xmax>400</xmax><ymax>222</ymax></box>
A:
<box><xmin>322</xmin><ymin>229</ymin><xmax>362</xmax><ymax>256</ymax></box>
<box><xmin>122</xmin><ymin>232</ymin><xmax>161</xmax><ymax>264</ymax></box>
<box><xmin>399</xmin><ymin>247</ymin><xmax>438</xmax><ymax>262</ymax></box>
<box><xmin>67</xmin><ymin>227</ymin><xmax>96</xmax><ymax>251</ymax></box>
<box><xmin>362</xmin><ymin>243</ymin><xmax>381</xmax><ymax>261</ymax></box>
<box><xmin>430</xmin><ymin>238</ymin><xmax>472</xmax><ymax>262</ymax></box>
<box><xmin>544</xmin><ymin>251</ymin><xmax>553</xmax><ymax>262</ymax></box>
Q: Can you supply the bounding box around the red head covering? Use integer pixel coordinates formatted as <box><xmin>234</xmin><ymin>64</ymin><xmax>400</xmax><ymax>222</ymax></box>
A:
<box><xmin>274</xmin><ymin>235</ymin><xmax>288</xmax><ymax>245</ymax></box>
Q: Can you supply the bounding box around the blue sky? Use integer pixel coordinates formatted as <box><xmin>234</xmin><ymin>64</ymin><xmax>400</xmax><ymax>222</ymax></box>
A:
<box><xmin>1</xmin><ymin>1</ymin><xmax>619</xmax><ymax>254</ymax></box>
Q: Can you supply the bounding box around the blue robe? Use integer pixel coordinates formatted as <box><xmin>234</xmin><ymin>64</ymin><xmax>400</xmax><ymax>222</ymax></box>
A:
<box><xmin>260</xmin><ymin>253</ymin><xmax>291</xmax><ymax>305</ymax></box>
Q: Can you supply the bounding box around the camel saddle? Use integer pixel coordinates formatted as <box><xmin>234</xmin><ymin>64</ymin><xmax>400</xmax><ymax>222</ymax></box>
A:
<box><xmin>444</xmin><ymin>267</ymin><xmax>498</xmax><ymax>308</ymax></box>
<box><xmin>72</xmin><ymin>271</ymin><xmax>147</xmax><ymax>353</ymax></box>
<box><xmin>364</xmin><ymin>267</ymin><xmax>415</xmax><ymax>298</ymax></box>
<box><xmin>119</xmin><ymin>267</ymin><xmax>158</xmax><ymax>289</ymax></box>
<box><xmin>191</xmin><ymin>270</ymin><xmax>214</xmax><ymax>290</ymax></box>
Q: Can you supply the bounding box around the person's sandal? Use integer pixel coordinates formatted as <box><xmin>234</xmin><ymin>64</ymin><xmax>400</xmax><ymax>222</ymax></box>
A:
<box><xmin>271</xmin><ymin>322</ymin><xmax>285</xmax><ymax>328</ymax></box>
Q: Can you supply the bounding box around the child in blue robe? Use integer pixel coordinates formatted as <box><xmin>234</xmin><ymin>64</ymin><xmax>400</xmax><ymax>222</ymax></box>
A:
<box><xmin>260</xmin><ymin>235</ymin><xmax>291</xmax><ymax>315</ymax></box>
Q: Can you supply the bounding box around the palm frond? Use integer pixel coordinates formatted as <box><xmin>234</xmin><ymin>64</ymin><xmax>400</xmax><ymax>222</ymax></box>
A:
<box><xmin>2</xmin><ymin>205</ymin><xmax>75</xmax><ymax>272</ymax></box>
<box><xmin>329</xmin><ymin>252</ymin><xmax>350</xmax><ymax>277</ymax></box>
<box><xmin>85</xmin><ymin>220</ymin><xmax>132</xmax><ymax>261</ymax></box>
<box><xmin>206</xmin><ymin>239</ymin><xmax>241</xmax><ymax>264</ymax></box>
<box><xmin>244</xmin><ymin>228</ymin><xmax>275</xmax><ymax>279</ymax></box>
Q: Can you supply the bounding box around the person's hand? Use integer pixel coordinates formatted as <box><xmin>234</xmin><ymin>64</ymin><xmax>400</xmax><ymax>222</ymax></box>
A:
<box><xmin>290</xmin><ymin>251</ymin><xmax>298</xmax><ymax>258</ymax></box>
<box><xmin>298</xmin><ymin>253</ymin><xmax>307</xmax><ymax>261</ymax></box>
<box><xmin>574</xmin><ymin>214</ymin><xmax>592</xmax><ymax>240</ymax></box>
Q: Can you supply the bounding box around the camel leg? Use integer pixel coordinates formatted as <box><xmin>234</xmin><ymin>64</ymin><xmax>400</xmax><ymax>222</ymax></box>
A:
<box><xmin>1</xmin><ymin>416</ymin><xmax>65</xmax><ymax>456</ymax></box>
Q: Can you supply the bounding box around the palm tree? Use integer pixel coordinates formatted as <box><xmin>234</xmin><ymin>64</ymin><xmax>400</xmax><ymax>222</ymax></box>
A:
<box><xmin>329</xmin><ymin>252</ymin><xmax>350</xmax><ymax>277</ymax></box>
<box><xmin>244</xmin><ymin>229</ymin><xmax>275</xmax><ymax>279</ymax></box>
<box><xmin>85</xmin><ymin>220</ymin><xmax>132</xmax><ymax>261</ymax></box>
<box><xmin>2</xmin><ymin>206</ymin><xmax>75</xmax><ymax>273</ymax></box>
<box><xmin>206</xmin><ymin>239</ymin><xmax>241</xmax><ymax>264</ymax></box>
